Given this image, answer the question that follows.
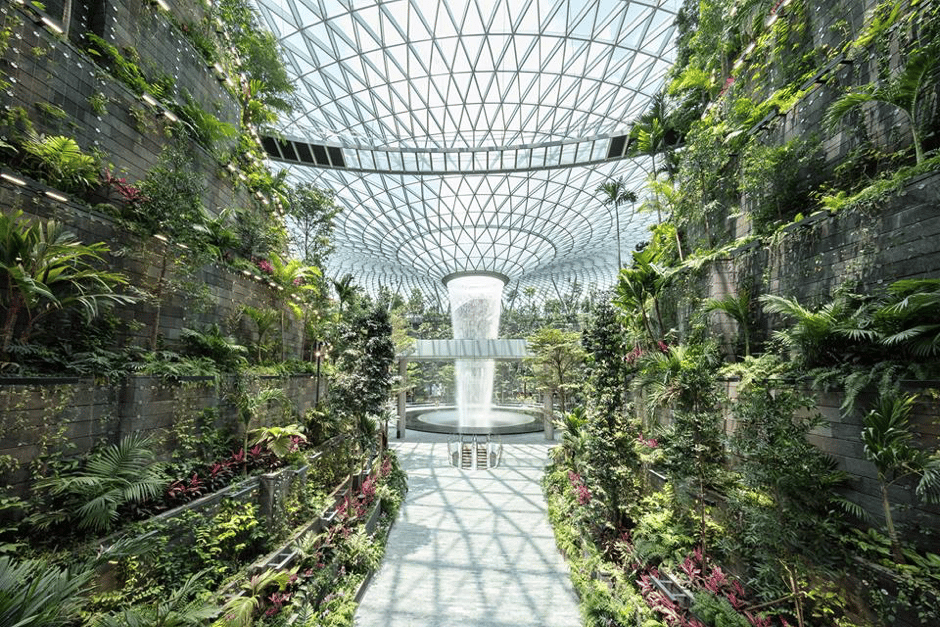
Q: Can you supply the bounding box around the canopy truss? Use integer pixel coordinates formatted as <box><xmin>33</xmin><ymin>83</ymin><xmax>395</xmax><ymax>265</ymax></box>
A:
<box><xmin>251</xmin><ymin>0</ymin><xmax>681</xmax><ymax>302</ymax></box>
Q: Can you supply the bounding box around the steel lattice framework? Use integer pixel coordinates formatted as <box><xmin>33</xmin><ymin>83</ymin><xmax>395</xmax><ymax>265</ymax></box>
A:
<box><xmin>251</xmin><ymin>0</ymin><xmax>681</xmax><ymax>303</ymax></box>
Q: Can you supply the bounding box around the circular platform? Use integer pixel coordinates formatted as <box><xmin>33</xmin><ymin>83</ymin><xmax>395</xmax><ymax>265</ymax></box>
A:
<box><xmin>406</xmin><ymin>405</ymin><xmax>543</xmax><ymax>435</ymax></box>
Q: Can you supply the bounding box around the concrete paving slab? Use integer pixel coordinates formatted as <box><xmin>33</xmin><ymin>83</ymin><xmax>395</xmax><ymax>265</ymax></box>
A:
<box><xmin>355</xmin><ymin>431</ymin><xmax>581</xmax><ymax>627</ymax></box>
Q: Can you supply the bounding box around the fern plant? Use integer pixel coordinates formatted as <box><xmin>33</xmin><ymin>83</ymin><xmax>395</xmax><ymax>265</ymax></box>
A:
<box><xmin>92</xmin><ymin>570</ymin><xmax>218</xmax><ymax>627</ymax></box>
<box><xmin>35</xmin><ymin>432</ymin><xmax>167</xmax><ymax>533</ymax></box>
<box><xmin>21</xmin><ymin>132</ymin><xmax>100</xmax><ymax>193</ymax></box>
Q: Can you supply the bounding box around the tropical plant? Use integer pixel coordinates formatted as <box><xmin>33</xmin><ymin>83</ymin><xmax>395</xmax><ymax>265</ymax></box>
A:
<box><xmin>177</xmin><ymin>91</ymin><xmax>238</xmax><ymax>152</ymax></box>
<box><xmin>330</xmin><ymin>304</ymin><xmax>395</xmax><ymax>420</ymax></box>
<box><xmin>217</xmin><ymin>569</ymin><xmax>294</xmax><ymax>627</ymax></box>
<box><xmin>634</xmin><ymin>342</ymin><xmax>720</xmax><ymax>416</ymax></box>
<box><xmin>702</xmin><ymin>289</ymin><xmax>753</xmax><ymax>357</ymax></box>
<box><xmin>556</xmin><ymin>406</ymin><xmax>589</xmax><ymax>465</ymax></box>
<box><xmin>21</xmin><ymin>132</ymin><xmax>100</xmax><ymax>193</ymax></box>
<box><xmin>759</xmin><ymin>292</ymin><xmax>876</xmax><ymax>367</ymax></box>
<box><xmin>614</xmin><ymin>247</ymin><xmax>671</xmax><ymax>348</ymax></box>
<box><xmin>525</xmin><ymin>327</ymin><xmax>586</xmax><ymax>414</ymax></box>
<box><xmin>728</xmin><ymin>385</ymin><xmax>845</xmax><ymax>594</ymax></box>
<box><xmin>92</xmin><ymin>570</ymin><xmax>219</xmax><ymax>627</ymax></box>
<box><xmin>34</xmin><ymin>432</ymin><xmax>167</xmax><ymax>533</ymax></box>
<box><xmin>181</xmin><ymin>325</ymin><xmax>248</xmax><ymax>372</ymax></box>
<box><xmin>249</xmin><ymin>423</ymin><xmax>306</xmax><ymax>459</ymax></box>
<box><xmin>878</xmin><ymin>278</ymin><xmax>940</xmax><ymax>357</ymax></box>
<box><xmin>239</xmin><ymin>305</ymin><xmax>280</xmax><ymax>363</ymax></box>
<box><xmin>861</xmin><ymin>393</ymin><xmax>940</xmax><ymax>563</ymax></box>
<box><xmin>285</xmin><ymin>182</ymin><xmax>338</xmax><ymax>267</ymax></box>
<box><xmin>0</xmin><ymin>555</ymin><xmax>92</xmax><ymax>627</ymax></box>
<box><xmin>825</xmin><ymin>45</ymin><xmax>938</xmax><ymax>165</ymax></box>
<box><xmin>235</xmin><ymin>386</ymin><xmax>289</xmax><ymax>474</ymax></box>
<box><xmin>0</xmin><ymin>211</ymin><xmax>136</xmax><ymax>360</ymax></box>
<box><xmin>596</xmin><ymin>178</ymin><xmax>638</xmax><ymax>268</ymax></box>
<box><xmin>331</xmin><ymin>273</ymin><xmax>361</xmax><ymax>314</ymax></box>
<box><xmin>138</xmin><ymin>142</ymin><xmax>208</xmax><ymax>238</ymax></box>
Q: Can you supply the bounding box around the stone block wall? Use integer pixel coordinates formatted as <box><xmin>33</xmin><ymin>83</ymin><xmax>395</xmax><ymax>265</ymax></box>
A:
<box><xmin>0</xmin><ymin>2</ymin><xmax>249</xmax><ymax>215</ymax></box>
<box><xmin>0</xmin><ymin>374</ymin><xmax>324</xmax><ymax>497</ymax></box>
<box><xmin>0</xmin><ymin>181</ymin><xmax>304</xmax><ymax>354</ymax></box>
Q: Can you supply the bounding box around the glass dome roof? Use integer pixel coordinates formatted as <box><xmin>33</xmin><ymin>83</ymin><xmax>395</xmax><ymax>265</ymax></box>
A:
<box><xmin>251</xmin><ymin>0</ymin><xmax>681</xmax><ymax>301</ymax></box>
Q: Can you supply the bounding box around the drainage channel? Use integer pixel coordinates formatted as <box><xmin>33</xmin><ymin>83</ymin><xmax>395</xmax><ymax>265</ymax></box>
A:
<box><xmin>448</xmin><ymin>435</ymin><xmax>502</xmax><ymax>470</ymax></box>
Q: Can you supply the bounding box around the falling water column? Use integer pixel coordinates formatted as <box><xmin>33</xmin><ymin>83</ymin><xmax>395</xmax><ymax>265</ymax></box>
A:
<box><xmin>444</xmin><ymin>273</ymin><xmax>506</xmax><ymax>432</ymax></box>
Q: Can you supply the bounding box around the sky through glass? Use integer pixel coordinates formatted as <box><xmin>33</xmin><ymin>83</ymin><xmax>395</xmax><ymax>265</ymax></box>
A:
<box><xmin>251</xmin><ymin>0</ymin><xmax>681</xmax><ymax>303</ymax></box>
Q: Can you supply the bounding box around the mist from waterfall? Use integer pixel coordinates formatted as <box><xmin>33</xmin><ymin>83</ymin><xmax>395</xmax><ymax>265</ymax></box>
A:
<box><xmin>446</xmin><ymin>275</ymin><xmax>504</xmax><ymax>431</ymax></box>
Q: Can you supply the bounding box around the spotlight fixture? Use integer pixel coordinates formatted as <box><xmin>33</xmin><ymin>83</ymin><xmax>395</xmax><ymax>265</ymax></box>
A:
<box><xmin>40</xmin><ymin>16</ymin><xmax>64</xmax><ymax>34</ymax></box>
<box><xmin>0</xmin><ymin>172</ymin><xmax>26</xmax><ymax>186</ymax></box>
<box><xmin>141</xmin><ymin>93</ymin><xmax>159</xmax><ymax>107</ymax></box>
<box><xmin>44</xmin><ymin>190</ymin><xmax>68</xmax><ymax>202</ymax></box>
<box><xmin>153</xmin><ymin>0</ymin><xmax>170</xmax><ymax>11</ymax></box>
<box><xmin>161</xmin><ymin>109</ymin><xmax>179</xmax><ymax>123</ymax></box>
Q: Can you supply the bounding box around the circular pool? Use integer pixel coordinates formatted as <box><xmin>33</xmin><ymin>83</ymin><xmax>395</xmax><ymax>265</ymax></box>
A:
<box><xmin>407</xmin><ymin>405</ymin><xmax>543</xmax><ymax>435</ymax></box>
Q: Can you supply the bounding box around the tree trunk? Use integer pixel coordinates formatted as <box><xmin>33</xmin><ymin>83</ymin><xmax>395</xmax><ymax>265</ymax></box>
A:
<box><xmin>880</xmin><ymin>478</ymin><xmax>905</xmax><ymax>563</ymax></box>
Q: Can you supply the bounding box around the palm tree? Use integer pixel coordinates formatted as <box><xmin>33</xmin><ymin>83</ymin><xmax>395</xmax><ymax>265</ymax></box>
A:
<box><xmin>879</xmin><ymin>279</ymin><xmax>940</xmax><ymax>357</ymax></box>
<box><xmin>35</xmin><ymin>432</ymin><xmax>167</xmax><ymax>533</ymax></box>
<box><xmin>0</xmin><ymin>556</ymin><xmax>91</xmax><ymax>627</ymax></box>
<box><xmin>332</xmin><ymin>273</ymin><xmax>359</xmax><ymax>314</ymax></box>
<box><xmin>596</xmin><ymin>178</ymin><xmax>638</xmax><ymax>269</ymax></box>
<box><xmin>0</xmin><ymin>211</ymin><xmax>136</xmax><ymax>359</ymax></box>
<box><xmin>702</xmin><ymin>289</ymin><xmax>753</xmax><ymax>357</ymax></box>
<box><xmin>862</xmin><ymin>393</ymin><xmax>940</xmax><ymax>563</ymax></box>
<box><xmin>825</xmin><ymin>47</ymin><xmax>938</xmax><ymax>165</ymax></box>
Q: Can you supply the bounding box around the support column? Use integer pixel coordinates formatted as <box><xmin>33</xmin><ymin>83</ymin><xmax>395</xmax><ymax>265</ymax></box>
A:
<box><xmin>542</xmin><ymin>391</ymin><xmax>554</xmax><ymax>441</ymax></box>
<box><xmin>397</xmin><ymin>357</ymin><xmax>407</xmax><ymax>439</ymax></box>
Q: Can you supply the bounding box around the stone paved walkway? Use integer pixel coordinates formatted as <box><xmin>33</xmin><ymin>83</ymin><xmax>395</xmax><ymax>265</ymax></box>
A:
<box><xmin>355</xmin><ymin>431</ymin><xmax>582</xmax><ymax>627</ymax></box>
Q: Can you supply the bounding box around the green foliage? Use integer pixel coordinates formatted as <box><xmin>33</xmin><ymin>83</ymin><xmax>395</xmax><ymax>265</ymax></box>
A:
<box><xmin>826</xmin><ymin>44</ymin><xmax>938</xmax><ymax>164</ymax></box>
<box><xmin>194</xmin><ymin>500</ymin><xmax>267</xmax><ymax>574</ymax></box>
<box><xmin>0</xmin><ymin>211</ymin><xmax>135</xmax><ymax>359</ymax></box>
<box><xmin>85</xmin><ymin>34</ymin><xmax>156</xmax><ymax>97</ymax></box>
<box><xmin>250</xmin><ymin>423</ymin><xmax>306</xmax><ymax>459</ymax></box>
<box><xmin>177</xmin><ymin>91</ymin><xmax>238</xmax><ymax>152</ymax></box>
<box><xmin>635</xmin><ymin>342</ymin><xmax>721</xmax><ymax>415</ymax></box>
<box><xmin>690</xmin><ymin>590</ymin><xmax>749</xmax><ymax>627</ymax></box>
<box><xmin>740</xmin><ymin>135</ymin><xmax>824</xmax><ymax>235</ymax></box>
<box><xmin>139</xmin><ymin>142</ymin><xmax>208</xmax><ymax>238</ymax></box>
<box><xmin>216</xmin><ymin>568</ymin><xmax>293</xmax><ymax>627</ymax></box>
<box><xmin>879</xmin><ymin>279</ymin><xmax>940</xmax><ymax>358</ymax></box>
<box><xmin>214</xmin><ymin>0</ymin><xmax>295</xmax><ymax>122</ymax></box>
<box><xmin>34</xmin><ymin>432</ymin><xmax>167</xmax><ymax>533</ymax></box>
<box><xmin>20</xmin><ymin>132</ymin><xmax>99</xmax><ymax>193</ymax></box>
<box><xmin>525</xmin><ymin>327</ymin><xmax>586</xmax><ymax>413</ymax></box>
<box><xmin>862</xmin><ymin>393</ymin><xmax>940</xmax><ymax>561</ymax></box>
<box><xmin>702</xmin><ymin>289</ymin><xmax>753</xmax><ymax>357</ymax></box>
<box><xmin>91</xmin><ymin>571</ymin><xmax>219</xmax><ymax>627</ymax></box>
<box><xmin>233</xmin><ymin>206</ymin><xmax>287</xmax><ymax>261</ymax></box>
<box><xmin>134</xmin><ymin>350</ymin><xmax>222</xmax><ymax>381</ymax></box>
<box><xmin>0</xmin><ymin>555</ymin><xmax>91</xmax><ymax>627</ymax></box>
<box><xmin>181</xmin><ymin>325</ymin><xmax>248</xmax><ymax>372</ymax></box>
<box><xmin>286</xmin><ymin>182</ymin><xmax>339</xmax><ymax>268</ymax></box>
<box><xmin>727</xmin><ymin>385</ymin><xmax>844</xmax><ymax>595</ymax></box>
<box><xmin>330</xmin><ymin>304</ymin><xmax>395</xmax><ymax>420</ymax></box>
<box><xmin>614</xmin><ymin>247</ymin><xmax>672</xmax><ymax>348</ymax></box>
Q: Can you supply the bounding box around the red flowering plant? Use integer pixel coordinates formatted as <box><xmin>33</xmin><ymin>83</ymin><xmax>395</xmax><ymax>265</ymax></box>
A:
<box><xmin>256</xmin><ymin>258</ymin><xmax>275</xmax><ymax>275</ymax></box>
<box><xmin>101</xmin><ymin>168</ymin><xmax>147</xmax><ymax>208</ymax></box>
